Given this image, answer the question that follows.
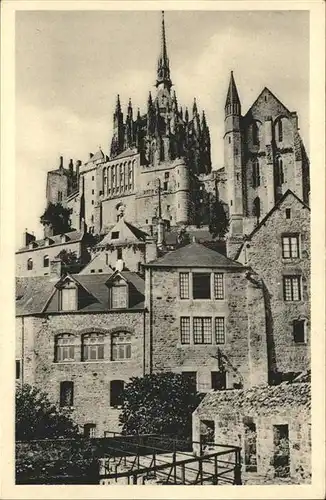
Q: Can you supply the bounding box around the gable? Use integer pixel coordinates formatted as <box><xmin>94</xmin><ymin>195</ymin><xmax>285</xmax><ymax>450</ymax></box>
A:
<box><xmin>97</xmin><ymin>218</ymin><xmax>148</xmax><ymax>247</ymax></box>
<box><xmin>245</xmin><ymin>87</ymin><xmax>292</xmax><ymax>123</ymax></box>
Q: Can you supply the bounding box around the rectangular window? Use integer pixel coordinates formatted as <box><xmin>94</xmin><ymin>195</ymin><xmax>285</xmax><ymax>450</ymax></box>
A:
<box><xmin>282</xmin><ymin>234</ymin><xmax>299</xmax><ymax>258</ymax></box>
<box><xmin>211</xmin><ymin>371</ymin><xmax>226</xmax><ymax>390</ymax></box>
<box><xmin>164</xmin><ymin>172</ymin><xmax>170</xmax><ymax>179</ymax></box>
<box><xmin>181</xmin><ymin>371</ymin><xmax>197</xmax><ymax>392</ymax></box>
<box><xmin>193</xmin><ymin>273</ymin><xmax>211</xmax><ymax>300</ymax></box>
<box><xmin>283</xmin><ymin>276</ymin><xmax>301</xmax><ymax>301</ymax></box>
<box><xmin>110</xmin><ymin>380</ymin><xmax>124</xmax><ymax>407</ymax></box>
<box><xmin>293</xmin><ymin>319</ymin><xmax>306</xmax><ymax>343</ymax></box>
<box><xmin>163</xmin><ymin>181</ymin><xmax>168</xmax><ymax>191</ymax></box>
<box><xmin>214</xmin><ymin>273</ymin><xmax>224</xmax><ymax>300</ymax></box>
<box><xmin>111</xmin><ymin>231</ymin><xmax>119</xmax><ymax>240</ymax></box>
<box><xmin>180</xmin><ymin>317</ymin><xmax>191</xmax><ymax>344</ymax></box>
<box><xmin>16</xmin><ymin>360</ymin><xmax>21</xmax><ymax>380</ymax></box>
<box><xmin>60</xmin><ymin>287</ymin><xmax>77</xmax><ymax>311</ymax></box>
<box><xmin>179</xmin><ymin>272</ymin><xmax>190</xmax><ymax>299</ymax></box>
<box><xmin>111</xmin><ymin>285</ymin><xmax>127</xmax><ymax>309</ymax></box>
<box><xmin>82</xmin><ymin>334</ymin><xmax>104</xmax><ymax>361</ymax></box>
<box><xmin>193</xmin><ymin>317</ymin><xmax>212</xmax><ymax>344</ymax></box>
<box><xmin>111</xmin><ymin>333</ymin><xmax>132</xmax><ymax>361</ymax></box>
<box><xmin>117</xmin><ymin>247</ymin><xmax>123</xmax><ymax>260</ymax></box>
<box><xmin>215</xmin><ymin>317</ymin><xmax>225</xmax><ymax>344</ymax></box>
<box><xmin>56</xmin><ymin>334</ymin><xmax>75</xmax><ymax>362</ymax></box>
<box><xmin>84</xmin><ymin>423</ymin><xmax>96</xmax><ymax>438</ymax></box>
<box><xmin>60</xmin><ymin>381</ymin><xmax>74</xmax><ymax>407</ymax></box>
<box><xmin>285</xmin><ymin>208</ymin><xmax>291</xmax><ymax>219</ymax></box>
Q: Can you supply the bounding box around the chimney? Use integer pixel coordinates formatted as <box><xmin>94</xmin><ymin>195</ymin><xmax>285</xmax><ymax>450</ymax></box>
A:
<box><xmin>59</xmin><ymin>156</ymin><xmax>63</xmax><ymax>169</ymax></box>
<box><xmin>23</xmin><ymin>229</ymin><xmax>36</xmax><ymax>247</ymax></box>
<box><xmin>69</xmin><ymin>159</ymin><xmax>73</xmax><ymax>176</ymax></box>
<box><xmin>49</xmin><ymin>258</ymin><xmax>62</xmax><ymax>281</ymax></box>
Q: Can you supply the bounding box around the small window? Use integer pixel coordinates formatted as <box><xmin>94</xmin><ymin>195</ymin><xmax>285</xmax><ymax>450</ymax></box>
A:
<box><xmin>285</xmin><ymin>208</ymin><xmax>291</xmax><ymax>219</ymax></box>
<box><xmin>293</xmin><ymin>319</ymin><xmax>306</xmax><ymax>343</ymax></box>
<box><xmin>98</xmin><ymin>269</ymin><xmax>103</xmax><ymax>273</ymax></box>
<box><xmin>111</xmin><ymin>332</ymin><xmax>131</xmax><ymax>361</ymax></box>
<box><xmin>43</xmin><ymin>255</ymin><xmax>49</xmax><ymax>268</ymax></box>
<box><xmin>179</xmin><ymin>272</ymin><xmax>190</xmax><ymax>299</ymax></box>
<box><xmin>92</xmin><ymin>189</ymin><xmax>94</xmax><ymax>195</ymax></box>
<box><xmin>252</xmin><ymin>122</ymin><xmax>259</xmax><ymax>146</ymax></box>
<box><xmin>91</xmin><ymin>215</ymin><xmax>94</xmax><ymax>223</ymax></box>
<box><xmin>252</xmin><ymin>159</ymin><xmax>260</xmax><ymax>188</ymax></box>
<box><xmin>180</xmin><ymin>317</ymin><xmax>191</xmax><ymax>344</ymax></box>
<box><xmin>145</xmin><ymin>219</ymin><xmax>148</xmax><ymax>224</ymax></box>
<box><xmin>283</xmin><ymin>276</ymin><xmax>301</xmax><ymax>301</ymax></box>
<box><xmin>215</xmin><ymin>317</ymin><xmax>225</xmax><ymax>344</ymax></box>
<box><xmin>110</xmin><ymin>380</ymin><xmax>124</xmax><ymax>407</ymax></box>
<box><xmin>58</xmin><ymin>191</ymin><xmax>63</xmax><ymax>202</ymax></box>
<box><xmin>164</xmin><ymin>172</ymin><xmax>170</xmax><ymax>179</ymax></box>
<box><xmin>278</xmin><ymin>119</ymin><xmax>283</xmax><ymax>142</ymax></box>
<box><xmin>82</xmin><ymin>333</ymin><xmax>104</xmax><ymax>361</ymax></box>
<box><xmin>91</xmin><ymin>200</ymin><xmax>94</xmax><ymax>205</ymax></box>
<box><xmin>193</xmin><ymin>317</ymin><xmax>212</xmax><ymax>344</ymax></box>
<box><xmin>214</xmin><ymin>273</ymin><xmax>224</xmax><ymax>300</ymax></box>
<box><xmin>193</xmin><ymin>273</ymin><xmax>211</xmax><ymax>300</ymax></box>
<box><xmin>92</xmin><ymin>176</ymin><xmax>94</xmax><ymax>181</ymax></box>
<box><xmin>181</xmin><ymin>372</ymin><xmax>197</xmax><ymax>392</ymax></box>
<box><xmin>211</xmin><ymin>371</ymin><xmax>226</xmax><ymax>390</ymax></box>
<box><xmin>163</xmin><ymin>181</ymin><xmax>168</xmax><ymax>191</ymax></box>
<box><xmin>56</xmin><ymin>334</ymin><xmax>76</xmax><ymax>362</ymax></box>
<box><xmin>111</xmin><ymin>231</ymin><xmax>119</xmax><ymax>240</ymax></box>
<box><xmin>59</xmin><ymin>285</ymin><xmax>77</xmax><ymax>311</ymax></box>
<box><xmin>27</xmin><ymin>258</ymin><xmax>33</xmax><ymax>271</ymax></box>
<box><xmin>90</xmin><ymin>269</ymin><xmax>95</xmax><ymax>273</ymax></box>
<box><xmin>84</xmin><ymin>423</ymin><xmax>96</xmax><ymax>438</ymax></box>
<box><xmin>253</xmin><ymin>197</ymin><xmax>261</xmax><ymax>220</ymax></box>
<box><xmin>16</xmin><ymin>360</ymin><xmax>21</xmax><ymax>380</ymax></box>
<box><xmin>60</xmin><ymin>381</ymin><xmax>74</xmax><ymax>407</ymax></box>
<box><xmin>117</xmin><ymin>247</ymin><xmax>123</xmax><ymax>260</ymax></box>
<box><xmin>282</xmin><ymin>234</ymin><xmax>299</xmax><ymax>258</ymax></box>
<box><xmin>228</xmin><ymin>137</ymin><xmax>231</xmax><ymax>144</ymax></box>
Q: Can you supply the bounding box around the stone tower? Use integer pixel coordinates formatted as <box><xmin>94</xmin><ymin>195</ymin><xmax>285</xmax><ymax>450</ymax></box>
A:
<box><xmin>224</xmin><ymin>71</ymin><xmax>244</xmax><ymax>238</ymax></box>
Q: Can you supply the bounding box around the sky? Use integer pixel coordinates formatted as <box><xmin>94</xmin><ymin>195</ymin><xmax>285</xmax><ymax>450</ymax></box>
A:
<box><xmin>15</xmin><ymin>9</ymin><xmax>309</xmax><ymax>244</ymax></box>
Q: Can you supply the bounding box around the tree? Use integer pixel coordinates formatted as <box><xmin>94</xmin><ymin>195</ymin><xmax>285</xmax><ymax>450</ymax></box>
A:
<box><xmin>209</xmin><ymin>198</ymin><xmax>229</xmax><ymax>239</ymax></box>
<box><xmin>40</xmin><ymin>203</ymin><xmax>73</xmax><ymax>235</ymax></box>
<box><xmin>16</xmin><ymin>384</ymin><xmax>79</xmax><ymax>440</ymax></box>
<box><xmin>119</xmin><ymin>372</ymin><xmax>203</xmax><ymax>439</ymax></box>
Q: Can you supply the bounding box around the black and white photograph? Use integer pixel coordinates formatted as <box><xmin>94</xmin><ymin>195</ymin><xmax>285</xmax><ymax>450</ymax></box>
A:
<box><xmin>1</xmin><ymin>1</ymin><xmax>325</xmax><ymax>497</ymax></box>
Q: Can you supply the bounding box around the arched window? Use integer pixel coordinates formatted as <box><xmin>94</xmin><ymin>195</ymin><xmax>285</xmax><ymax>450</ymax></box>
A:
<box><xmin>43</xmin><ymin>255</ymin><xmax>49</xmax><ymax>268</ymax></box>
<box><xmin>111</xmin><ymin>332</ymin><xmax>132</xmax><ymax>361</ymax></box>
<box><xmin>252</xmin><ymin>159</ymin><xmax>260</xmax><ymax>188</ymax></box>
<box><xmin>253</xmin><ymin>197</ymin><xmax>261</xmax><ymax>220</ymax></box>
<box><xmin>103</xmin><ymin>168</ymin><xmax>107</xmax><ymax>195</ymax></box>
<box><xmin>252</xmin><ymin>122</ymin><xmax>259</xmax><ymax>146</ymax></box>
<box><xmin>278</xmin><ymin>119</ymin><xmax>283</xmax><ymax>142</ymax></box>
<box><xmin>27</xmin><ymin>258</ymin><xmax>33</xmax><ymax>271</ymax></box>
<box><xmin>55</xmin><ymin>334</ymin><xmax>76</xmax><ymax>362</ymax></box>
<box><xmin>111</xmin><ymin>166</ymin><xmax>115</xmax><ymax>192</ymax></box>
<box><xmin>110</xmin><ymin>380</ymin><xmax>124</xmax><ymax>407</ymax></box>
<box><xmin>82</xmin><ymin>333</ymin><xmax>105</xmax><ymax>361</ymax></box>
<box><xmin>119</xmin><ymin>163</ymin><xmax>123</xmax><ymax>191</ymax></box>
<box><xmin>275</xmin><ymin>157</ymin><xmax>284</xmax><ymax>186</ymax></box>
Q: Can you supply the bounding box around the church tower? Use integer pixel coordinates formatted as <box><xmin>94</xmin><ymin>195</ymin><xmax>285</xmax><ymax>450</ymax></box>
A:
<box><xmin>224</xmin><ymin>71</ymin><xmax>244</xmax><ymax>238</ymax></box>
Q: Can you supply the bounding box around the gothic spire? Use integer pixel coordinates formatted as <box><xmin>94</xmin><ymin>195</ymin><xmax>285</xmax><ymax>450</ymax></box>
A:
<box><xmin>156</xmin><ymin>11</ymin><xmax>172</xmax><ymax>91</ymax></box>
<box><xmin>115</xmin><ymin>94</ymin><xmax>121</xmax><ymax>113</ymax></box>
<box><xmin>225</xmin><ymin>71</ymin><xmax>241</xmax><ymax>115</ymax></box>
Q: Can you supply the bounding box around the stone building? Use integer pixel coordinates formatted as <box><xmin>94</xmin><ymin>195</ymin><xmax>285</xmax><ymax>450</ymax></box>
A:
<box><xmin>193</xmin><ymin>380</ymin><xmax>311</xmax><ymax>483</ymax></box>
<box><xmin>16</xmin><ymin>267</ymin><xmax>145</xmax><ymax>436</ymax></box>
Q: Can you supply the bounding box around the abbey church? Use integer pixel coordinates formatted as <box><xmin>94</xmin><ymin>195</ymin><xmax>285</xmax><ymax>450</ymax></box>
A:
<box><xmin>15</xmin><ymin>11</ymin><xmax>311</xmax><ymax>482</ymax></box>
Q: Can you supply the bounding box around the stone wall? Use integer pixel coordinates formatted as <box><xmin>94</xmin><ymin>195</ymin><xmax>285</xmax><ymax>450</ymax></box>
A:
<box><xmin>17</xmin><ymin>311</ymin><xmax>145</xmax><ymax>435</ymax></box>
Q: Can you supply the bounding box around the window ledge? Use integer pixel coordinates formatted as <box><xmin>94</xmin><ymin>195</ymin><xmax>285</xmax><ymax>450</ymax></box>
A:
<box><xmin>53</xmin><ymin>360</ymin><xmax>132</xmax><ymax>365</ymax></box>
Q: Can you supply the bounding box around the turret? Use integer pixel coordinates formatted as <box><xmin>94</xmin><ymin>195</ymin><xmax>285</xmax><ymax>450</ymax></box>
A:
<box><xmin>110</xmin><ymin>94</ymin><xmax>124</xmax><ymax>158</ymax></box>
<box><xmin>175</xmin><ymin>158</ymin><xmax>190</xmax><ymax>225</ymax></box>
<box><xmin>224</xmin><ymin>71</ymin><xmax>244</xmax><ymax>243</ymax></box>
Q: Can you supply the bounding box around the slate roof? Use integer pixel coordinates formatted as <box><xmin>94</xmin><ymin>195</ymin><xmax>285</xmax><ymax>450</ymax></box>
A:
<box><xmin>244</xmin><ymin>86</ymin><xmax>292</xmax><ymax>117</ymax></box>
<box><xmin>97</xmin><ymin>219</ymin><xmax>149</xmax><ymax>248</ymax></box>
<box><xmin>85</xmin><ymin>149</ymin><xmax>106</xmax><ymax>164</ymax></box>
<box><xmin>146</xmin><ymin>242</ymin><xmax>243</xmax><ymax>268</ymax></box>
<box><xmin>112</xmin><ymin>148</ymin><xmax>138</xmax><ymax>160</ymax></box>
<box><xmin>16</xmin><ymin>271</ymin><xmax>145</xmax><ymax>315</ymax></box>
<box><xmin>16</xmin><ymin>230</ymin><xmax>84</xmax><ymax>253</ymax></box>
<box><xmin>194</xmin><ymin>382</ymin><xmax>311</xmax><ymax>417</ymax></box>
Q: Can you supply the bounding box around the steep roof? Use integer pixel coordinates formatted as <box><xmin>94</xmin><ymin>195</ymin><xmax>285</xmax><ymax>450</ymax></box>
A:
<box><xmin>194</xmin><ymin>382</ymin><xmax>311</xmax><ymax>417</ymax></box>
<box><xmin>16</xmin><ymin>271</ymin><xmax>145</xmax><ymax>315</ymax></box>
<box><xmin>97</xmin><ymin>219</ymin><xmax>149</xmax><ymax>247</ymax></box>
<box><xmin>112</xmin><ymin>148</ymin><xmax>138</xmax><ymax>161</ymax></box>
<box><xmin>225</xmin><ymin>71</ymin><xmax>241</xmax><ymax>107</ymax></box>
<box><xmin>244</xmin><ymin>86</ymin><xmax>291</xmax><ymax>118</ymax></box>
<box><xmin>16</xmin><ymin>230</ymin><xmax>84</xmax><ymax>254</ymax></box>
<box><xmin>235</xmin><ymin>189</ymin><xmax>310</xmax><ymax>259</ymax></box>
<box><xmin>85</xmin><ymin>148</ymin><xmax>106</xmax><ymax>164</ymax></box>
<box><xmin>146</xmin><ymin>242</ymin><xmax>243</xmax><ymax>269</ymax></box>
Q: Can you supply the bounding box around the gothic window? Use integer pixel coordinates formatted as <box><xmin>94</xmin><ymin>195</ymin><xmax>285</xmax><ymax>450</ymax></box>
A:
<box><xmin>275</xmin><ymin>157</ymin><xmax>284</xmax><ymax>186</ymax></box>
<box><xmin>27</xmin><ymin>258</ymin><xmax>33</xmax><ymax>271</ymax></box>
<box><xmin>110</xmin><ymin>380</ymin><xmax>124</xmax><ymax>407</ymax></box>
<box><xmin>119</xmin><ymin>164</ymin><xmax>123</xmax><ymax>190</ymax></box>
<box><xmin>55</xmin><ymin>334</ymin><xmax>76</xmax><ymax>362</ymax></box>
<box><xmin>82</xmin><ymin>333</ymin><xmax>105</xmax><ymax>361</ymax></box>
<box><xmin>60</xmin><ymin>381</ymin><xmax>74</xmax><ymax>407</ymax></box>
<box><xmin>278</xmin><ymin>119</ymin><xmax>283</xmax><ymax>142</ymax></box>
<box><xmin>103</xmin><ymin>168</ymin><xmax>107</xmax><ymax>194</ymax></box>
<box><xmin>111</xmin><ymin>332</ymin><xmax>132</xmax><ymax>361</ymax></box>
<box><xmin>43</xmin><ymin>255</ymin><xmax>49</xmax><ymax>268</ymax></box>
<box><xmin>253</xmin><ymin>197</ymin><xmax>261</xmax><ymax>220</ymax></box>
<box><xmin>252</xmin><ymin>122</ymin><xmax>259</xmax><ymax>146</ymax></box>
<box><xmin>252</xmin><ymin>159</ymin><xmax>260</xmax><ymax>188</ymax></box>
<box><xmin>128</xmin><ymin>162</ymin><xmax>133</xmax><ymax>190</ymax></box>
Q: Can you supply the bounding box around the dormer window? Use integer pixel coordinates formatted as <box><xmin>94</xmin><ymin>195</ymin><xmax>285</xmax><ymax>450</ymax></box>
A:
<box><xmin>28</xmin><ymin>242</ymin><xmax>36</xmax><ymax>250</ymax></box>
<box><xmin>61</xmin><ymin>234</ymin><xmax>67</xmax><ymax>244</ymax></box>
<box><xmin>110</xmin><ymin>278</ymin><xmax>128</xmax><ymax>309</ymax></box>
<box><xmin>59</xmin><ymin>281</ymin><xmax>77</xmax><ymax>311</ymax></box>
<box><xmin>44</xmin><ymin>239</ymin><xmax>50</xmax><ymax>246</ymax></box>
<box><xmin>111</xmin><ymin>231</ymin><xmax>119</xmax><ymax>240</ymax></box>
